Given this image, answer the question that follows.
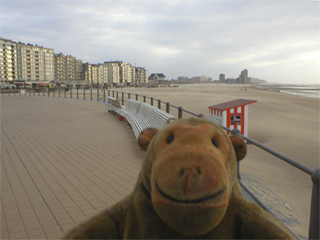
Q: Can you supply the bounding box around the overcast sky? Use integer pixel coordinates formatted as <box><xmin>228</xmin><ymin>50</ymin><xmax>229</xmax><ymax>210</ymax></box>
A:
<box><xmin>1</xmin><ymin>0</ymin><xmax>319</xmax><ymax>84</ymax></box>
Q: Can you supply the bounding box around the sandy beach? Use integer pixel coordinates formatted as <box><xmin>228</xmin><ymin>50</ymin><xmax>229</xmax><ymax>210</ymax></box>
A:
<box><xmin>119</xmin><ymin>84</ymin><xmax>319</xmax><ymax>238</ymax></box>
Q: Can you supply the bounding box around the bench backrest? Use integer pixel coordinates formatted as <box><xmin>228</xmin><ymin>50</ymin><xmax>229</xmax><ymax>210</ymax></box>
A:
<box><xmin>137</xmin><ymin>103</ymin><xmax>176</xmax><ymax>128</ymax></box>
<box><xmin>108</xmin><ymin>97</ymin><xmax>122</xmax><ymax>108</ymax></box>
<box><xmin>126</xmin><ymin>99</ymin><xmax>142</xmax><ymax>114</ymax></box>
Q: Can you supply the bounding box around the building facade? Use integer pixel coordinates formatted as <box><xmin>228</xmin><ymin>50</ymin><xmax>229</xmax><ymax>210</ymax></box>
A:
<box><xmin>1</xmin><ymin>38</ymin><xmax>148</xmax><ymax>85</ymax></box>
<box><xmin>17</xmin><ymin>42</ymin><xmax>54</xmax><ymax>81</ymax></box>
<box><xmin>219</xmin><ymin>73</ymin><xmax>225</xmax><ymax>83</ymax></box>
<box><xmin>135</xmin><ymin>67</ymin><xmax>148</xmax><ymax>85</ymax></box>
<box><xmin>54</xmin><ymin>52</ymin><xmax>82</xmax><ymax>82</ymax></box>
<box><xmin>239</xmin><ymin>69</ymin><xmax>248</xmax><ymax>84</ymax></box>
<box><xmin>0</xmin><ymin>38</ymin><xmax>18</xmax><ymax>81</ymax></box>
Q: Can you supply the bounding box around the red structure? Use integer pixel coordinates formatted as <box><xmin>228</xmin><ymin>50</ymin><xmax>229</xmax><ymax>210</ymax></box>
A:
<box><xmin>208</xmin><ymin>99</ymin><xmax>257</xmax><ymax>137</ymax></box>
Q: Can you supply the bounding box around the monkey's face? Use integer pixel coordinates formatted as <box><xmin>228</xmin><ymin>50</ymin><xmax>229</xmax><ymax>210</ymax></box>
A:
<box><xmin>149</xmin><ymin>120</ymin><xmax>235</xmax><ymax>235</ymax></box>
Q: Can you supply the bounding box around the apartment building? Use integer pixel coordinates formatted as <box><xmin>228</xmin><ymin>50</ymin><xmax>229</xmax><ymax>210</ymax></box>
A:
<box><xmin>103</xmin><ymin>61</ymin><xmax>140</xmax><ymax>86</ymax></box>
<box><xmin>82</xmin><ymin>62</ymin><xmax>92</xmax><ymax>83</ymax></box>
<box><xmin>0</xmin><ymin>38</ymin><xmax>18</xmax><ymax>81</ymax></box>
<box><xmin>82</xmin><ymin>63</ymin><xmax>102</xmax><ymax>85</ymax></box>
<box><xmin>135</xmin><ymin>67</ymin><xmax>148</xmax><ymax>85</ymax></box>
<box><xmin>17</xmin><ymin>42</ymin><xmax>54</xmax><ymax>81</ymax></box>
<box><xmin>119</xmin><ymin>61</ymin><xmax>135</xmax><ymax>85</ymax></box>
<box><xmin>91</xmin><ymin>64</ymin><xmax>100</xmax><ymax>85</ymax></box>
<box><xmin>239</xmin><ymin>69</ymin><xmax>248</xmax><ymax>84</ymax></box>
<box><xmin>2</xmin><ymin>38</ymin><xmax>148</xmax><ymax>85</ymax></box>
<box><xmin>54</xmin><ymin>52</ymin><xmax>66</xmax><ymax>81</ymax></box>
<box><xmin>99</xmin><ymin>64</ymin><xmax>108</xmax><ymax>85</ymax></box>
<box><xmin>104</xmin><ymin>62</ymin><xmax>120</xmax><ymax>85</ymax></box>
<box><xmin>55</xmin><ymin>52</ymin><xmax>83</xmax><ymax>82</ymax></box>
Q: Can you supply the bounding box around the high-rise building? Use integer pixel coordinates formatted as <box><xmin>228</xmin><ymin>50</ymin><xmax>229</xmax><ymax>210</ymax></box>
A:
<box><xmin>17</xmin><ymin>42</ymin><xmax>54</xmax><ymax>81</ymax></box>
<box><xmin>82</xmin><ymin>63</ymin><xmax>102</xmax><ymax>85</ymax></box>
<box><xmin>54</xmin><ymin>52</ymin><xmax>82</xmax><ymax>82</ymax></box>
<box><xmin>135</xmin><ymin>67</ymin><xmax>148</xmax><ymax>85</ymax></box>
<box><xmin>91</xmin><ymin>64</ymin><xmax>100</xmax><ymax>84</ymax></box>
<box><xmin>239</xmin><ymin>69</ymin><xmax>248</xmax><ymax>84</ymax></box>
<box><xmin>0</xmin><ymin>38</ymin><xmax>18</xmax><ymax>81</ymax></box>
<box><xmin>82</xmin><ymin>62</ymin><xmax>92</xmax><ymax>84</ymax></box>
<box><xmin>99</xmin><ymin>64</ymin><xmax>109</xmax><ymax>86</ymax></box>
<box><xmin>54</xmin><ymin>52</ymin><xmax>66</xmax><ymax>81</ymax></box>
<box><xmin>219</xmin><ymin>73</ymin><xmax>225</xmax><ymax>83</ymax></box>
<box><xmin>118</xmin><ymin>61</ymin><xmax>134</xmax><ymax>85</ymax></box>
<box><xmin>104</xmin><ymin>62</ymin><xmax>120</xmax><ymax>86</ymax></box>
<box><xmin>1</xmin><ymin>38</ymin><xmax>148</xmax><ymax>85</ymax></box>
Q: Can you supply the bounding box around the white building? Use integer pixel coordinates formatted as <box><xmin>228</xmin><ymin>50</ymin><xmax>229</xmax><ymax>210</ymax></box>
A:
<box><xmin>0</xmin><ymin>38</ymin><xmax>18</xmax><ymax>81</ymax></box>
<box><xmin>17</xmin><ymin>42</ymin><xmax>54</xmax><ymax>81</ymax></box>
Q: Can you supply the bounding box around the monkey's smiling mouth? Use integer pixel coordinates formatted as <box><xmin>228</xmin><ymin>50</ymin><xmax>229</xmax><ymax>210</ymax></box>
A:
<box><xmin>155</xmin><ymin>181</ymin><xmax>226</xmax><ymax>204</ymax></box>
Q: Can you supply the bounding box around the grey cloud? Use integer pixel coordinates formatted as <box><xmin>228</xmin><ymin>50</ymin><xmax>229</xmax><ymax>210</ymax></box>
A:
<box><xmin>1</xmin><ymin>0</ymin><xmax>319</xmax><ymax>83</ymax></box>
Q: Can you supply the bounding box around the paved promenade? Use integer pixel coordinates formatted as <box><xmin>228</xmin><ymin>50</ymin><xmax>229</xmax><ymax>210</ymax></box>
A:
<box><xmin>1</xmin><ymin>95</ymin><xmax>145</xmax><ymax>239</ymax></box>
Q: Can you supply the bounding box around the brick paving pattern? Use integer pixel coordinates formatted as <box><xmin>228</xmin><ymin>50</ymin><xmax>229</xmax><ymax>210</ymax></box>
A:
<box><xmin>1</xmin><ymin>95</ymin><xmax>145</xmax><ymax>239</ymax></box>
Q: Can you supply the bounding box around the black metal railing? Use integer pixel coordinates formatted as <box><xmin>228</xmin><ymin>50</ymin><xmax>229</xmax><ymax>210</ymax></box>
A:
<box><xmin>11</xmin><ymin>87</ymin><xmax>320</xmax><ymax>239</ymax></box>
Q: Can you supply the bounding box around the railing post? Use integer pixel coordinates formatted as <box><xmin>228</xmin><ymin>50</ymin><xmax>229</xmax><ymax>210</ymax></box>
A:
<box><xmin>128</xmin><ymin>93</ymin><xmax>131</xmax><ymax>99</ymax></box>
<box><xmin>77</xmin><ymin>88</ymin><xmax>79</xmax><ymax>99</ymax></box>
<box><xmin>103</xmin><ymin>89</ymin><xmax>106</xmax><ymax>102</ymax></box>
<box><xmin>97</xmin><ymin>89</ymin><xmax>99</xmax><ymax>101</ymax></box>
<box><xmin>143</xmin><ymin>95</ymin><xmax>146</xmax><ymax>103</ymax></box>
<box><xmin>83</xmin><ymin>89</ymin><xmax>86</xmax><ymax>100</ymax></box>
<box><xmin>113</xmin><ymin>91</ymin><xmax>115</xmax><ymax>98</ymax></box>
<box><xmin>178</xmin><ymin>107</ymin><xmax>183</xmax><ymax>119</ymax></box>
<box><xmin>158</xmin><ymin>100</ymin><xmax>161</xmax><ymax>109</ymax></box>
<box><xmin>59</xmin><ymin>88</ymin><xmax>61</xmax><ymax>97</ymax></box>
<box><xmin>70</xmin><ymin>88</ymin><xmax>72</xmax><ymax>98</ymax></box>
<box><xmin>122</xmin><ymin>92</ymin><xmax>124</xmax><ymax>105</ymax></box>
<box><xmin>136</xmin><ymin>94</ymin><xmax>138</xmax><ymax>101</ymax></box>
<box><xmin>309</xmin><ymin>168</ymin><xmax>320</xmax><ymax>240</ymax></box>
<box><xmin>90</xmin><ymin>88</ymin><xmax>92</xmax><ymax>100</ymax></box>
<box><xmin>166</xmin><ymin>102</ymin><xmax>170</xmax><ymax>113</ymax></box>
<box><xmin>108</xmin><ymin>89</ymin><xmax>110</xmax><ymax>97</ymax></box>
<box><xmin>116</xmin><ymin>91</ymin><xmax>118</xmax><ymax>99</ymax></box>
<box><xmin>151</xmin><ymin>97</ymin><xmax>154</xmax><ymax>106</ymax></box>
<box><xmin>64</xmin><ymin>89</ymin><xmax>66</xmax><ymax>98</ymax></box>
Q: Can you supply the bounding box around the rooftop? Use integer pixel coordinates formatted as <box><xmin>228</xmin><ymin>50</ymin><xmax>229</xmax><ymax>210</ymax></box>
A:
<box><xmin>208</xmin><ymin>99</ymin><xmax>257</xmax><ymax>110</ymax></box>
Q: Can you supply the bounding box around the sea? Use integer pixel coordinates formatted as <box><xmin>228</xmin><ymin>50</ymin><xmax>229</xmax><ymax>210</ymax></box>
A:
<box><xmin>255</xmin><ymin>84</ymin><xmax>320</xmax><ymax>99</ymax></box>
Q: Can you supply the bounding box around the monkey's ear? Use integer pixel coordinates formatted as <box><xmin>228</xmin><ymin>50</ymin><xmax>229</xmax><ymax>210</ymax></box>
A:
<box><xmin>229</xmin><ymin>135</ymin><xmax>247</xmax><ymax>161</ymax></box>
<box><xmin>138</xmin><ymin>128</ymin><xmax>159</xmax><ymax>151</ymax></box>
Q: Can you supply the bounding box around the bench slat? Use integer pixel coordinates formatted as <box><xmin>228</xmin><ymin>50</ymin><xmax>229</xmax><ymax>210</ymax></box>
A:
<box><xmin>108</xmin><ymin>97</ymin><xmax>176</xmax><ymax>139</ymax></box>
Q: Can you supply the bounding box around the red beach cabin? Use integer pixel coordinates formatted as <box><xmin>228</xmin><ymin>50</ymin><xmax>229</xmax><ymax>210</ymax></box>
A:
<box><xmin>208</xmin><ymin>99</ymin><xmax>257</xmax><ymax>137</ymax></box>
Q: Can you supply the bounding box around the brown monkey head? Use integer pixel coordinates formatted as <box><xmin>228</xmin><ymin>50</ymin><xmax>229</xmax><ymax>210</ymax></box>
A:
<box><xmin>138</xmin><ymin>118</ymin><xmax>246</xmax><ymax>236</ymax></box>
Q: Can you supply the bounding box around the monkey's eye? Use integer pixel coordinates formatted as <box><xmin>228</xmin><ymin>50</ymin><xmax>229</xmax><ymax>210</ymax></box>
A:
<box><xmin>167</xmin><ymin>134</ymin><xmax>174</xmax><ymax>144</ymax></box>
<box><xmin>212</xmin><ymin>138</ymin><xmax>219</xmax><ymax>148</ymax></box>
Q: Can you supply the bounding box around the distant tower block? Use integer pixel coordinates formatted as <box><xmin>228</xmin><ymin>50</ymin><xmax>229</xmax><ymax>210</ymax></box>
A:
<box><xmin>208</xmin><ymin>99</ymin><xmax>257</xmax><ymax>137</ymax></box>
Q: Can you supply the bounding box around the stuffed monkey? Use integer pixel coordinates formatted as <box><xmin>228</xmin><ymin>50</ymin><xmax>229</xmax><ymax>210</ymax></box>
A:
<box><xmin>63</xmin><ymin>118</ymin><xmax>295</xmax><ymax>239</ymax></box>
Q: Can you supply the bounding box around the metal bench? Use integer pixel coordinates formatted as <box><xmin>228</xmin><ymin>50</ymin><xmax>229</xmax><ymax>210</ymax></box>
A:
<box><xmin>115</xmin><ymin>99</ymin><xmax>140</xmax><ymax>118</ymax></box>
<box><xmin>116</xmin><ymin>99</ymin><xmax>176</xmax><ymax>139</ymax></box>
<box><xmin>106</xmin><ymin>97</ymin><xmax>123</xmax><ymax>114</ymax></box>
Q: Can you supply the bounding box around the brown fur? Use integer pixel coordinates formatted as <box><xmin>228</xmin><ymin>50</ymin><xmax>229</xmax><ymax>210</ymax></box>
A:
<box><xmin>62</xmin><ymin>118</ymin><xmax>295</xmax><ymax>239</ymax></box>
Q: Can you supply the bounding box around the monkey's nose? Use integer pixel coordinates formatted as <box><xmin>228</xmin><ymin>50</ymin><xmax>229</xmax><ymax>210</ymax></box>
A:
<box><xmin>180</xmin><ymin>168</ymin><xmax>201</xmax><ymax>177</ymax></box>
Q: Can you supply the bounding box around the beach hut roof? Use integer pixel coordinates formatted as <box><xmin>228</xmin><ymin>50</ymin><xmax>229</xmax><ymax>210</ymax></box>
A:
<box><xmin>208</xmin><ymin>99</ymin><xmax>257</xmax><ymax>110</ymax></box>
